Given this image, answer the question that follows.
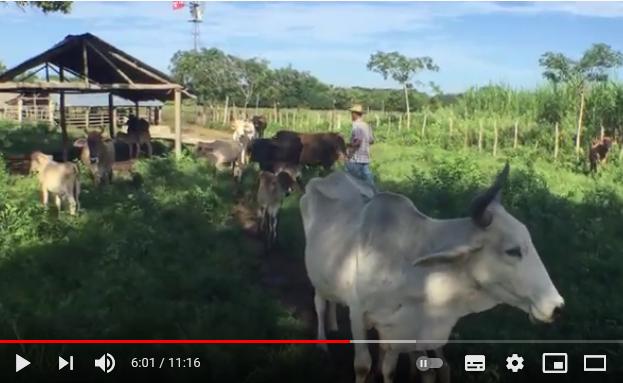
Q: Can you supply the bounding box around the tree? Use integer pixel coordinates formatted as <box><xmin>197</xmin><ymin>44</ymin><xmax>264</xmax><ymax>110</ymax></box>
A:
<box><xmin>170</xmin><ymin>48</ymin><xmax>238</xmax><ymax>107</ymax></box>
<box><xmin>229</xmin><ymin>56</ymin><xmax>270</xmax><ymax>112</ymax></box>
<box><xmin>367</xmin><ymin>51</ymin><xmax>438</xmax><ymax>129</ymax></box>
<box><xmin>539</xmin><ymin>43</ymin><xmax>623</xmax><ymax>156</ymax></box>
<box><xmin>9</xmin><ymin>1</ymin><xmax>72</xmax><ymax>13</ymax></box>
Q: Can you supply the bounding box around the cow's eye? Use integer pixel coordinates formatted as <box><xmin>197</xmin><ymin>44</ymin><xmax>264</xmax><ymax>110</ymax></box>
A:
<box><xmin>505</xmin><ymin>246</ymin><xmax>522</xmax><ymax>258</ymax></box>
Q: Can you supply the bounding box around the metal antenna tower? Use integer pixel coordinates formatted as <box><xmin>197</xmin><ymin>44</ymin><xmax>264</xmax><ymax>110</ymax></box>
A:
<box><xmin>188</xmin><ymin>2</ymin><xmax>203</xmax><ymax>52</ymax></box>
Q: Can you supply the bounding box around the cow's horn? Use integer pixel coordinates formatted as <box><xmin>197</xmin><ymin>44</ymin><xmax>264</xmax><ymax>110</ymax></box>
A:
<box><xmin>470</xmin><ymin>162</ymin><xmax>510</xmax><ymax>228</ymax></box>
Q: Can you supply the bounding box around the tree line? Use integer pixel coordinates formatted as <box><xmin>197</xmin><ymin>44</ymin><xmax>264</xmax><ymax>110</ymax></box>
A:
<box><xmin>168</xmin><ymin>48</ymin><xmax>447</xmax><ymax>113</ymax></box>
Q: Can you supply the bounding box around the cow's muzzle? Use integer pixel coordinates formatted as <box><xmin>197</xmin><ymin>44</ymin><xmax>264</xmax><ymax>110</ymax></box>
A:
<box><xmin>529</xmin><ymin>299</ymin><xmax>565</xmax><ymax>324</ymax></box>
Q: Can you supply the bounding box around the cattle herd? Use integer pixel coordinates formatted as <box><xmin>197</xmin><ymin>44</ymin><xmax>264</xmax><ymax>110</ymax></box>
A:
<box><xmin>196</xmin><ymin>114</ymin><xmax>348</xmax><ymax>251</ymax></box>
<box><xmin>29</xmin><ymin>114</ymin><xmax>152</xmax><ymax>213</ymax></box>
<box><xmin>25</xmin><ymin>113</ymin><xmax>570</xmax><ymax>383</ymax></box>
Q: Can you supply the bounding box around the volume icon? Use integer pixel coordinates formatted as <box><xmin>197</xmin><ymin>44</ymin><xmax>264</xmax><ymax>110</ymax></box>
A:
<box><xmin>94</xmin><ymin>353</ymin><xmax>115</xmax><ymax>373</ymax></box>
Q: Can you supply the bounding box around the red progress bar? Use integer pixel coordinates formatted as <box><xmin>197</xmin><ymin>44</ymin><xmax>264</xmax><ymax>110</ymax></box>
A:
<box><xmin>0</xmin><ymin>339</ymin><xmax>351</xmax><ymax>344</ymax></box>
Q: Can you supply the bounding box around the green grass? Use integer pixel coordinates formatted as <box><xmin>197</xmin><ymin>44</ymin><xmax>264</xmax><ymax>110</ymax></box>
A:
<box><xmin>2</xmin><ymin>119</ymin><xmax>623</xmax><ymax>381</ymax></box>
<box><xmin>0</xmin><ymin>140</ymin><xmax>335</xmax><ymax>381</ymax></box>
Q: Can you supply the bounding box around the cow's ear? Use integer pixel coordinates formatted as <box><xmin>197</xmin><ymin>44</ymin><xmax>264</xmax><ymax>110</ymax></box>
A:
<box><xmin>469</xmin><ymin>162</ymin><xmax>509</xmax><ymax>228</ymax></box>
<box><xmin>73</xmin><ymin>138</ymin><xmax>87</xmax><ymax>148</ymax></box>
<box><xmin>413</xmin><ymin>244</ymin><xmax>483</xmax><ymax>267</ymax></box>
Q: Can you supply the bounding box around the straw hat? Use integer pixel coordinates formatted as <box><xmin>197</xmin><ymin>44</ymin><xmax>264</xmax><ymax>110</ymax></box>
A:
<box><xmin>349</xmin><ymin>104</ymin><xmax>365</xmax><ymax>114</ymax></box>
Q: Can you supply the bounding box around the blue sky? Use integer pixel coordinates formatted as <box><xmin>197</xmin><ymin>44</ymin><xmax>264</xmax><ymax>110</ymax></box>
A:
<box><xmin>1</xmin><ymin>1</ymin><xmax>623</xmax><ymax>93</ymax></box>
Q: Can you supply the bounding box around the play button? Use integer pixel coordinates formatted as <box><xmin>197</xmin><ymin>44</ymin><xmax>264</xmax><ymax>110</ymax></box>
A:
<box><xmin>16</xmin><ymin>354</ymin><xmax>30</xmax><ymax>372</ymax></box>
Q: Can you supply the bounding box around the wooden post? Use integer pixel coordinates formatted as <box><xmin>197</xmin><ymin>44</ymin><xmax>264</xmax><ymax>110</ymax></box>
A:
<box><xmin>113</xmin><ymin>108</ymin><xmax>118</xmax><ymax>131</ymax></box>
<box><xmin>513</xmin><ymin>120</ymin><xmax>519</xmax><ymax>149</ymax></box>
<box><xmin>554</xmin><ymin>122</ymin><xmax>560</xmax><ymax>160</ymax></box>
<box><xmin>375</xmin><ymin>114</ymin><xmax>380</xmax><ymax>131</ymax></box>
<box><xmin>85</xmin><ymin>108</ymin><xmax>90</xmax><ymax>130</ymax></box>
<box><xmin>60</xmin><ymin>66</ymin><xmax>68</xmax><ymax>161</ymax></box>
<box><xmin>17</xmin><ymin>97</ymin><xmax>23</xmax><ymax>124</ymax></box>
<box><xmin>155</xmin><ymin>106</ymin><xmax>160</xmax><ymax>125</ymax></box>
<box><xmin>33</xmin><ymin>93</ymin><xmax>38</xmax><ymax>121</ymax></box>
<box><xmin>493</xmin><ymin>119</ymin><xmax>498</xmax><ymax>157</ymax></box>
<box><xmin>134</xmin><ymin>101</ymin><xmax>139</xmax><ymax>117</ymax></box>
<box><xmin>600</xmin><ymin>124</ymin><xmax>605</xmax><ymax>140</ymax></box>
<box><xmin>421</xmin><ymin>112</ymin><xmax>427</xmax><ymax>138</ymax></box>
<box><xmin>108</xmin><ymin>93</ymin><xmax>115</xmax><ymax>138</ymax></box>
<box><xmin>60</xmin><ymin>94</ymin><xmax>67</xmax><ymax>160</ymax></box>
<box><xmin>174</xmin><ymin>89</ymin><xmax>182</xmax><ymax>158</ymax></box>
<box><xmin>223</xmin><ymin>95</ymin><xmax>229</xmax><ymax>124</ymax></box>
<box><xmin>478</xmin><ymin>119</ymin><xmax>483</xmax><ymax>152</ymax></box>
<box><xmin>48</xmin><ymin>97</ymin><xmax>54</xmax><ymax>126</ymax></box>
<box><xmin>337</xmin><ymin>114</ymin><xmax>341</xmax><ymax>131</ymax></box>
<box><xmin>575</xmin><ymin>90</ymin><xmax>585</xmax><ymax>159</ymax></box>
<box><xmin>82</xmin><ymin>42</ymin><xmax>89</xmax><ymax>85</ymax></box>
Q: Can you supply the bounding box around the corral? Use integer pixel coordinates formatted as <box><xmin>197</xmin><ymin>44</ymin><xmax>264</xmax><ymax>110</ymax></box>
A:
<box><xmin>0</xmin><ymin>33</ymin><xmax>194</xmax><ymax>160</ymax></box>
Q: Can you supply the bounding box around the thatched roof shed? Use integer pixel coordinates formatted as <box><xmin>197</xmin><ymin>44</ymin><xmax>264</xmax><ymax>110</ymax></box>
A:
<box><xmin>0</xmin><ymin>33</ymin><xmax>193</xmax><ymax>158</ymax></box>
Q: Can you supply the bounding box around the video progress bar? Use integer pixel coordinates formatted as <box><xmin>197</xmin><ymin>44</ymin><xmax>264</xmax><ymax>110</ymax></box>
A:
<box><xmin>352</xmin><ymin>340</ymin><xmax>623</xmax><ymax>344</ymax></box>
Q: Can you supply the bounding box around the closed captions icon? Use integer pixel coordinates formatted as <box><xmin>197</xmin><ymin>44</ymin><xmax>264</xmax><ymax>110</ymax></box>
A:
<box><xmin>464</xmin><ymin>355</ymin><xmax>485</xmax><ymax>372</ymax></box>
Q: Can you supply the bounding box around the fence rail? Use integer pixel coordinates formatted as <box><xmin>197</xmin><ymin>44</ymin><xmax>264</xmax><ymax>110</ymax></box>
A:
<box><xmin>0</xmin><ymin>105</ymin><xmax>162</xmax><ymax>132</ymax></box>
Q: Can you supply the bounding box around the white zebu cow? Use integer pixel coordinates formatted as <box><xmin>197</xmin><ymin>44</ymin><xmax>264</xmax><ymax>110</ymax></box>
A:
<box><xmin>300</xmin><ymin>165</ymin><xmax>565</xmax><ymax>383</ymax></box>
<box><xmin>231</xmin><ymin>119</ymin><xmax>256</xmax><ymax>165</ymax></box>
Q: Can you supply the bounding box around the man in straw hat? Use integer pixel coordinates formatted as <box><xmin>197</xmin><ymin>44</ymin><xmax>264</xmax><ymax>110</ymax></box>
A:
<box><xmin>345</xmin><ymin>104</ymin><xmax>375</xmax><ymax>188</ymax></box>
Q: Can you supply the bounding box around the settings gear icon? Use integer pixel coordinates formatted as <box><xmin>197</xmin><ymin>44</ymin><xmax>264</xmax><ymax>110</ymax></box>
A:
<box><xmin>506</xmin><ymin>354</ymin><xmax>524</xmax><ymax>372</ymax></box>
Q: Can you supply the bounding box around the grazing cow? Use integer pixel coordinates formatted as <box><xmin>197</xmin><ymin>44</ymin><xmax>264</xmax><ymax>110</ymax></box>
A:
<box><xmin>272</xmin><ymin>162</ymin><xmax>304</xmax><ymax>189</ymax></box>
<box><xmin>196</xmin><ymin>138</ymin><xmax>249</xmax><ymax>182</ymax></box>
<box><xmin>301</xmin><ymin>165</ymin><xmax>565</xmax><ymax>383</ymax></box>
<box><xmin>119</xmin><ymin>115</ymin><xmax>152</xmax><ymax>158</ymax></box>
<box><xmin>274</xmin><ymin>130</ymin><xmax>347</xmax><ymax>170</ymax></box>
<box><xmin>589</xmin><ymin>136</ymin><xmax>613</xmax><ymax>173</ymax></box>
<box><xmin>252</xmin><ymin>115</ymin><xmax>268</xmax><ymax>138</ymax></box>
<box><xmin>232</xmin><ymin>118</ymin><xmax>256</xmax><ymax>143</ymax></box>
<box><xmin>29</xmin><ymin>151</ymin><xmax>80</xmax><ymax>215</ymax></box>
<box><xmin>257</xmin><ymin>170</ymin><xmax>295</xmax><ymax>252</ymax></box>
<box><xmin>73</xmin><ymin>129</ymin><xmax>116</xmax><ymax>186</ymax></box>
<box><xmin>248</xmin><ymin>137</ymin><xmax>304</xmax><ymax>172</ymax></box>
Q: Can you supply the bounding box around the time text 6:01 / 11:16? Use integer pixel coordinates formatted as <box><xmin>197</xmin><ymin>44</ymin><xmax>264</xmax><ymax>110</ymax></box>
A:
<box><xmin>130</xmin><ymin>357</ymin><xmax>201</xmax><ymax>368</ymax></box>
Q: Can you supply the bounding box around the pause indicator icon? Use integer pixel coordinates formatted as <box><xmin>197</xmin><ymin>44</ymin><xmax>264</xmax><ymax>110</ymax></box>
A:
<box><xmin>415</xmin><ymin>356</ymin><xmax>444</xmax><ymax>371</ymax></box>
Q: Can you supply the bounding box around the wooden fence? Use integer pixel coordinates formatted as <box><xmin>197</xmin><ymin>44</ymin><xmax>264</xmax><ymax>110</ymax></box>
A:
<box><xmin>0</xmin><ymin>105</ymin><xmax>162</xmax><ymax>132</ymax></box>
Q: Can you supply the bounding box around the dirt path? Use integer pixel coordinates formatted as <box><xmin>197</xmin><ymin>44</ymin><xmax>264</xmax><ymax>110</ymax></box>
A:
<box><xmin>232</xmin><ymin>202</ymin><xmax>317</xmax><ymax>331</ymax></box>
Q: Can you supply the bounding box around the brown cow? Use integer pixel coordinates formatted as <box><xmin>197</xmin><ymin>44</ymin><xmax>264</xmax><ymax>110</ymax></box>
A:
<box><xmin>73</xmin><ymin>128</ymin><xmax>116</xmax><ymax>186</ymax></box>
<box><xmin>252</xmin><ymin>115</ymin><xmax>268</xmax><ymax>138</ymax></box>
<box><xmin>273</xmin><ymin>130</ymin><xmax>347</xmax><ymax>170</ymax></box>
<box><xmin>119</xmin><ymin>115</ymin><xmax>152</xmax><ymax>158</ymax></box>
<box><xmin>257</xmin><ymin>170</ymin><xmax>295</xmax><ymax>253</ymax></box>
<box><xmin>589</xmin><ymin>136</ymin><xmax>613</xmax><ymax>173</ymax></box>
